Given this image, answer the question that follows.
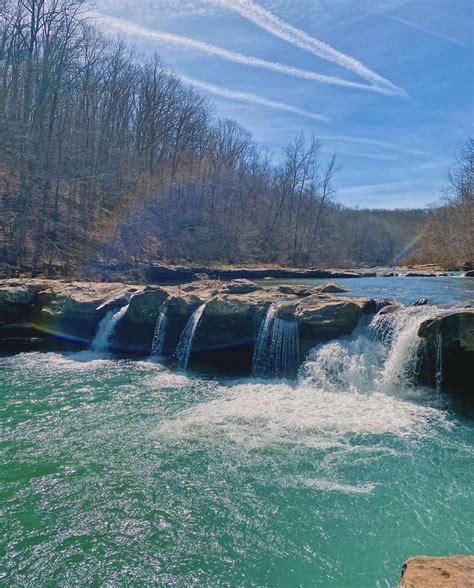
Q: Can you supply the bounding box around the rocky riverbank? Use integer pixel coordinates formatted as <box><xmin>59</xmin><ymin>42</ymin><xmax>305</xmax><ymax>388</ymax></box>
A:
<box><xmin>0</xmin><ymin>278</ymin><xmax>472</xmax><ymax>392</ymax></box>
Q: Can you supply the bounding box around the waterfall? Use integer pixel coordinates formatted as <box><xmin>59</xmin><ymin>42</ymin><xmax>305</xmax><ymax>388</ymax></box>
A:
<box><xmin>90</xmin><ymin>303</ymin><xmax>130</xmax><ymax>354</ymax></box>
<box><xmin>150</xmin><ymin>312</ymin><xmax>168</xmax><ymax>358</ymax></box>
<box><xmin>303</xmin><ymin>305</ymin><xmax>442</xmax><ymax>394</ymax></box>
<box><xmin>175</xmin><ymin>303</ymin><xmax>207</xmax><ymax>369</ymax></box>
<box><xmin>252</xmin><ymin>303</ymin><xmax>300</xmax><ymax>379</ymax></box>
<box><xmin>435</xmin><ymin>332</ymin><xmax>443</xmax><ymax>391</ymax></box>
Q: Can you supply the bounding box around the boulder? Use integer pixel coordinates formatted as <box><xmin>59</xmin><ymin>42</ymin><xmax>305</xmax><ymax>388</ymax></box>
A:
<box><xmin>464</xmin><ymin>270</ymin><xmax>474</xmax><ymax>277</ymax></box>
<box><xmin>377</xmin><ymin>271</ymin><xmax>396</xmax><ymax>277</ymax></box>
<box><xmin>36</xmin><ymin>281</ymin><xmax>143</xmax><ymax>343</ymax></box>
<box><xmin>0</xmin><ymin>284</ymin><xmax>37</xmax><ymax>322</ymax></box>
<box><xmin>113</xmin><ymin>286</ymin><xmax>173</xmax><ymax>352</ymax></box>
<box><xmin>418</xmin><ymin>309</ymin><xmax>474</xmax><ymax>392</ymax></box>
<box><xmin>222</xmin><ymin>279</ymin><xmax>261</xmax><ymax>294</ymax></box>
<box><xmin>293</xmin><ymin>295</ymin><xmax>362</xmax><ymax>356</ymax></box>
<box><xmin>377</xmin><ymin>303</ymin><xmax>401</xmax><ymax>315</ymax></box>
<box><xmin>278</xmin><ymin>284</ymin><xmax>314</xmax><ymax>296</ymax></box>
<box><xmin>413</xmin><ymin>298</ymin><xmax>428</xmax><ymax>306</ymax></box>
<box><xmin>313</xmin><ymin>281</ymin><xmax>350</xmax><ymax>294</ymax></box>
<box><xmin>399</xmin><ymin>555</ymin><xmax>474</xmax><ymax>587</ymax></box>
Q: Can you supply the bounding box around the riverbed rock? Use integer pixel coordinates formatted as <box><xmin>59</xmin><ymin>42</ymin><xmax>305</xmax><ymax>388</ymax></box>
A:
<box><xmin>294</xmin><ymin>296</ymin><xmax>362</xmax><ymax>356</ymax></box>
<box><xmin>221</xmin><ymin>279</ymin><xmax>261</xmax><ymax>294</ymax></box>
<box><xmin>418</xmin><ymin>309</ymin><xmax>474</xmax><ymax>392</ymax></box>
<box><xmin>413</xmin><ymin>298</ymin><xmax>428</xmax><ymax>306</ymax></box>
<box><xmin>377</xmin><ymin>303</ymin><xmax>401</xmax><ymax>315</ymax></box>
<box><xmin>464</xmin><ymin>270</ymin><xmax>474</xmax><ymax>277</ymax></box>
<box><xmin>313</xmin><ymin>282</ymin><xmax>350</xmax><ymax>294</ymax></box>
<box><xmin>398</xmin><ymin>555</ymin><xmax>474</xmax><ymax>587</ymax></box>
<box><xmin>0</xmin><ymin>284</ymin><xmax>37</xmax><ymax>322</ymax></box>
<box><xmin>112</xmin><ymin>286</ymin><xmax>174</xmax><ymax>352</ymax></box>
<box><xmin>0</xmin><ymin>278</ymin><xmax>397</xmax><ymax>371</ymax></box>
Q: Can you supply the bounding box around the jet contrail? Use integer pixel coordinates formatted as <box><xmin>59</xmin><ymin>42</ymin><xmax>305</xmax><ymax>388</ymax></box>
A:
<box><xmin>387</xmin><ymin>15</ymin><xmax>467</xmax><ymax>48</ymax></box>
<box><xmin>90</xmin><ymin>12</ymin><xmax>402</xmax><ymax>96</ymax></box>
<box><xmin>318</xmin><ymin>135</ymin><xmax>426</xmax><ymax>156</ymax></box>
<box><xmin>211</xmin><ymin>0</ymin><xmax>406</xmax><ymax>96</ymax></box>
<box><xmin>180</xmin><ymin>74</ymin><xmax>330</xmax><ymax>121</ymax></box>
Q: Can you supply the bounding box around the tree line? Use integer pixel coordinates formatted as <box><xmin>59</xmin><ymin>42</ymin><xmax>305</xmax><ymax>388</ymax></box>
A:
<box><xmin>406</xmin><ymin>139</ymin><xmax>473</xmax><ymax>267</ymax></box>
<box><xmin>0</xmin><ymin>0</ymin><xmax>468</xmax><ymax>277</ymax></box>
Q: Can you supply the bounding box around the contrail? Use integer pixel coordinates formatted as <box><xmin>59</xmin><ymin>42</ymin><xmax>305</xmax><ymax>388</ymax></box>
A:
<box><xmin>180</xmin><ymin>74</ymin><xmax>330</xmax><ymax>121</ymax></box>
<box><xmin>387</xmin><ymin>15</ymin><xmax>467</xmax><ymax>48</ymax></box>
<box><xmin>90</xmin><ymin>12</ymin><xmax>401</xmax><ymax>96</ymax></box>
<box><xmin>211</xmin><ymin>0</ymin><xmax>406</xmax><ymax>96</ymax></box>
<box><xmin>318</xmin><ymin>135</ymin><xmax>426</xmax><ymax>156</ymax></box>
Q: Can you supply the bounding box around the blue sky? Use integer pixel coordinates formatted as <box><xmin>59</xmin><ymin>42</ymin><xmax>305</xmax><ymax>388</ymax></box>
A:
<box><xmin>90</xmin><ymin>0</ymin><xmax>473</xmax><ymax>209</ymax></box>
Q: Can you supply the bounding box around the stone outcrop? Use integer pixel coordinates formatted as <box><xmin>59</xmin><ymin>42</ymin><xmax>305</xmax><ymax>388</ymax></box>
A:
<box><xmin>418</xmin><ymin>309</ymin><xmax>474</xmax><ymax>393</ymax></box>
<box><xmin>0</xmin><ymin>277</ymin><xmax>385</xmax><ymax>367</ymax></box>
<box><xmin>3</xmin><ymin>278</ymin><xmax>472</xmax><ymax>386</ymax></box>
<box><xmin>398</xmin><ymin>555</ymin><xmax>474</xmax><ymax>587</ymax></box>
<box><xmin>83</xmin><ymin>261</ymin><xmax>370</xmax><ymax>283</ymax></box>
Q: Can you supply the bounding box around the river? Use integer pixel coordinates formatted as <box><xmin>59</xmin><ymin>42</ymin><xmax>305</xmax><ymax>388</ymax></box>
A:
<box><xmin>1</xmin><ymin>276</ymin><xmax>473</xmax><ymax>586</ymax></box>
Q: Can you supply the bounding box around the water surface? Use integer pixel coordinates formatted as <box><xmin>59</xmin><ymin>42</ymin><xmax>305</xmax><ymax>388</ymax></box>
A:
<box><xmin>1</xmin><ymin>302</ymin><xmax>473</xmax><ymax>586</ymax></box>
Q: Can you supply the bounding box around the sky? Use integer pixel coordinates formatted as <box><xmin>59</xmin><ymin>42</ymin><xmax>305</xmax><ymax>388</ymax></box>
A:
<box><xmin>88</xmin><ymin>0</ymin><xmax>473</xmax><ymax>209</ymax></box>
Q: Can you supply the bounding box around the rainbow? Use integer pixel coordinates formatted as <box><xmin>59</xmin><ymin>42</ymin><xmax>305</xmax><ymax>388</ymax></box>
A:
<box><xmin>27</xmin><ymin>321</ymin><xmax>91</xmax><ymax>345</ymax></box>
<box><xmin>391</xmin><ymin>226</ymin><xmax>426</xmax><ymax>266</ymax></box>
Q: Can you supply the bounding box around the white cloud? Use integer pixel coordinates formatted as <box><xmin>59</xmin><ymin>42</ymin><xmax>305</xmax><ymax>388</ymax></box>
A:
<box><xmin>180</xmin><ymin>75</ymin><xmax>330</xmax><ymax>121</ymax></box>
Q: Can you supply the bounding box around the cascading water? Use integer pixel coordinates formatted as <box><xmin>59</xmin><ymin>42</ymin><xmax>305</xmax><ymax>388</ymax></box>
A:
<box><xmin>252</xmin><ymin>303</ymin><xmax>300</xmax><ymax>378</ymax></box>
<box><xmin>435</xmin><ymin>332</ymin><xmax>443</xmax><ymax>391</ymax></box>
<box><xmin>150</xmin><ymin>312</ymin><xmax>168</xmax><ymax>358</ymax></box>
<box><xmin>303</xmin><ymin>305</ymin><xmax>443</xmax><ymax>395</ymax></box>
<box><xmin>175</xmin><ymin>303</ymin><xmax>207</xmax><ymax>369</ymax></box>
<box><xmin>90</xmin><ymin>302</ymin><xmax>130</xmax><ymax>354</ymax></box>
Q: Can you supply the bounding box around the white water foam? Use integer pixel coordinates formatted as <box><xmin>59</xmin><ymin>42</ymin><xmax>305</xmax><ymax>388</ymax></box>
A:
<box><xmin>289</xmin><ymin>476</ymin><xmax>377</xmax><ymax>495</ymax></box>
<box><xmin>304</xmin><ymin>305</ymin><xmax>443</xmax><ymax>395</ymax></box>
<box><xmin>156</xmin><ymin>305</ymin><xmax>450</xmax><ymax>450</ymax></box>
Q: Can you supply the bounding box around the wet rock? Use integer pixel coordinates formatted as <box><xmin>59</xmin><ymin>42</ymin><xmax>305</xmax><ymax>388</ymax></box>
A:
<box><xmin>294</xmin><ymin>296</ymin><xmax>362</xmax><ymax>356</ymax></box>
<box><xmin>0</xmin><ymin>278</ymin><xmax>412</xmax><ymax>373</ymax></box>
<box><xmin>377</xmin><ymin>304</ymin><xmax>401</xmax><ymax>315</ymax></box>
<box><xmin>413</xmin><ymin>298</ymin><xmax>428</xmax><ymax>306</ymax></box>
<box><xmin>399</xmin><ymin>555</ymin><xmax>474</xmax><ymax>587</ymax></box>
<box><xmin>0</xmin><ymin>284</ymin><xmax>37</xmax><ymax>322</ymax></box>
<box><xmin>418</xmin><ymin>309</ymin><xmax>474</xmax><ymax>392</ymax></box>
<box><xmin>277</xmin><ymin>284</ymin><xmax>314</xmax><ymax>296</ymax></box>
<box><xmin>113</xmin><ymin>286</ymin><xmax>173</xmax><ymax>352</ymax></box>
<box><xmin>222</xmin><ymin>279</ymin><xmax>261</xmax><ymax>294</ymax></box>
<box><xmin>464</xmin><ymin>270</ymin><xmax>474</xmax><ymax>277</ymax></box>
<box><xmin>377</xmin><ymin>271</ymin><xmax>396</xmax><ymax>277</ymax></box>
<box><xmin>313</xmin><ymin>282</ymin><xmax>350</xmax><ymax>294</ymax></box>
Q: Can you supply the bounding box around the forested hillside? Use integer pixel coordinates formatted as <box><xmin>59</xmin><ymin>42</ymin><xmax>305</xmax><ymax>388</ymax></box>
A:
<box><xmin>405</xmin><ymin>140</ymin><xmax>474</xmax><ymax>267</ymax></box>
<box><xmin>0</xmin><ymin>1</ymin><xmax>470</xmax><ymax>276</ymax></box>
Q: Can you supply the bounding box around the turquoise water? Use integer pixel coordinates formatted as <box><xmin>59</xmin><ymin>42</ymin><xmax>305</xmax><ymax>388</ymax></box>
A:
<box><xmin>1</xmin><ymin>282</ymin><xmax>473</xmax><ymax>586</ymax></box>
<box><xmin>263</xmin><ymin>274</ymin><xmax>474</xmax><ymax>306</ymax></box>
